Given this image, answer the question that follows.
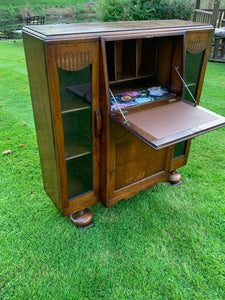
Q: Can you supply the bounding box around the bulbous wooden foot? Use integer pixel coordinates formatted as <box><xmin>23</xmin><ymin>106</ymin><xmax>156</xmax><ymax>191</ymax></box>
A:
<box><xmin>169</xmin><ymin>171</ymin><xmax>182</xmax><ymax>185</ymax></box>
<box><xmin>69</xmin><ymin>208</ymin><xmax>94</xmax><ymax>229</ymax></box>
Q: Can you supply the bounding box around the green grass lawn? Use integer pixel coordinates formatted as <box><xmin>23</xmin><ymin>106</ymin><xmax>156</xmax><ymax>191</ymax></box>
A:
<box><xmin>0</xmin><ymin>0</ymin><xmax>92</xmax><ymax>19</ymax></box>
<box><xmin>0</xmin><ymin>0</ymin><xmax>89</xmax><ymax>9</ymax></box>
<box><xmin>0</xmin><ymin>0</ymin><xmax>224</xmax><ymax>10</ymax></box>
<box><xmin>0</xmin><ymin>40</ymin><xmax>225</xmax><ymax>299</ymax></box>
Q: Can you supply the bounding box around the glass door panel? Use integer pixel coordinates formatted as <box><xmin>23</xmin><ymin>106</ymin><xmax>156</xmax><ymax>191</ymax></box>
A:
<box><xmin>183</xmin><ymin>51</ymin><xmax>204</xmax><ymax>102</ymax></box>
<box><xmin>66</xmin><ymin>154</ymin><xmax>93</xmax><ymax>200</ymax></box>
<box><xmin>58</xmin><ymin>65</ymin><xmax>93</xmax><ymax>200</ymax></box>
<box><xmin>173</xmin><ymin>141</ymin><xmax>187</xmax><ymax>159</ymax></box>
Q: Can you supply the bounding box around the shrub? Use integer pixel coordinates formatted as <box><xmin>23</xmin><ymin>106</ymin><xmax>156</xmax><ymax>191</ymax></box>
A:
<box><xmin>97</xmin><ymin>0</ymin><xmax>130</xmax><ymax>21</ymax></box>
<box><xmin>166</xmin><ymin>0</ymin><xmax>194</xmax><ymax>20</ymax></box>
<box><xmin>127</xmin><ymin>0</ymin><xmax>168</xmax><ymax>21</ymax></box>
<box><xmin>98</xmin><ymin>0</ymin><xmax>195</xmax><ymax>22</ymax></box>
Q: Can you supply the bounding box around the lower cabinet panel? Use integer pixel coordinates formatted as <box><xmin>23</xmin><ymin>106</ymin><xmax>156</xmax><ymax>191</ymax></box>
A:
<box><xmin>115</xmin><ymin>138</ymin><xmax>167</xmax><ymax>190</ymax></box>
<box><xmin>110</xmin><ymin>121</ymin><xmax>170</xmax><ymax>193</ymax></box>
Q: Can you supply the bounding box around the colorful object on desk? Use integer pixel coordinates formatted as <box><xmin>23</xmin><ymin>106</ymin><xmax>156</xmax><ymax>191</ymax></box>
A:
<box><xmin>121</xmin><ymin>95</ymin><xmax>132</xmax><ymax>101</ymax></box>
<box><xmin>135</xmin><ymin>97</ymin><xmax>151</xmax><ymax>104</ymax></box>
<box><xmin>123</xmin><ymin>91</ymin><xmax>139</xmax><ymax>97</ymax></box>
<box><xmin>111</xmin><ymin>103</ymin><xmax>128</xmax><ymax>111</ymax></box>
<box><xmin>148</xmin><ymin>86</ymin><xmax>168</xmax><ymax>97</ymax></box>
<box><xmin>110</xmin><ymin>87</ymin><xmax>170</xmax><ymax>111</ymax></box>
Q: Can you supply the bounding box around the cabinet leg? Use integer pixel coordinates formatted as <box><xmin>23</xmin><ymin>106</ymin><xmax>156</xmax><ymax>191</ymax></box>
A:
<box><xmin>168</xmin><ymin>170</ymin><xmax>182</xmax><ymax>185</ymax></box>
<box><xmin>69</xmin><ymin>208</ymin><xmax>94</xmax><ymax>229</ymax></box>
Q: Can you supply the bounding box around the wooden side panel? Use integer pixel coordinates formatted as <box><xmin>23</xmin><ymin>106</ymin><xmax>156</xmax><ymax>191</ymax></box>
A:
<box><xmin>157</xmin><ymin>35</ymin><xmax>183</xmax><ymax>94</ymax></box>
<box><xmin>138</xmin><ymin>38</ymin><xmax>157</xmax><ymax>77</ymax></box>
<box><xmin>23</xmin><ymin>33</ymin><xmax>61</xmax><ymax>212</ymax></box>
<box><xmin>99</xmin><ymin>38</ymin><xmax>111</xmax><ymax>207</ymax></box>
<box><xmin>170</xmin><ymin>35</ymin><xmax>184</xmax><ymax>95</ymax></box>
<box><xmin>157</xmin><ymin>37</ymin><xmax>174</xmax><ymax>88</ymax></box>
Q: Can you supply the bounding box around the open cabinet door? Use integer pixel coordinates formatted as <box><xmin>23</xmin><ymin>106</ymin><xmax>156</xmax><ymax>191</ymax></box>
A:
<box><xmin>110</xmin><ymin>97</ymin><xmax>225</xmax><ymax>150</ymax></box>
<box><xmin>107</xmin><ymin>31</ymin><xmax>225</xmax><ymax>150</ymax></box>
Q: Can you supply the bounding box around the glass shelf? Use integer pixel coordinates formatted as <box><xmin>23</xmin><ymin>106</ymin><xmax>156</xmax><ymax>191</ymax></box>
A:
<box><xmin>65</xmin><ymin>141</ymin><xmax>91</xmax><ymax>160</ymax></box>
<box><xmin>62</xmin><ymin>108</ymin><xmax>92</xmax><ymax>158</ymax></box>
<box><xmin>186</xmin><ymin>83</ymin><xmax>197</xmax><ymax>87</ymax></box>
<box><xmin>61</xmin><ymin>91</ymin><xmax>90</xmax><ymax>113</ymax></box>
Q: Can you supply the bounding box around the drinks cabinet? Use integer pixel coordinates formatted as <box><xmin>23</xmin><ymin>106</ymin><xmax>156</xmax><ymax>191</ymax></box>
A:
<box><xmin>23</xmin><ymin>20</ymin><xmax>225</xmax><ymax>228</ymax></box>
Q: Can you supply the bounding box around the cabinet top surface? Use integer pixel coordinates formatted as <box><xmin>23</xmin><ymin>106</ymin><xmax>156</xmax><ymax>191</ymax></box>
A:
<box><xmin>23</xmin><ymin>20</ymin><xmax>212</xmax><ymax>38</ymax></box>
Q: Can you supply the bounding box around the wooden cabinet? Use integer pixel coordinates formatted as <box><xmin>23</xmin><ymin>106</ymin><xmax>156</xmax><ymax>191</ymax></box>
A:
<box><xmin>23</xmin><ymin>20</ymin><xmax>225</xmax><ymax>227</ymax></box>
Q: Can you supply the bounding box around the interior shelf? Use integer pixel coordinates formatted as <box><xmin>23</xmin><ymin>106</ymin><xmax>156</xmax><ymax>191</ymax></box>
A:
<box><xmin>62</xmin><ymin>107</ymin><xmax>92</xmax><ymax>162</ymax></box>
<box><xmin>109</xmin><ymin>73</ymin><xmax>155</xmax><ymax>85</ymax></box>
<box><xmin>186</xmin><ymin>83</ymin><xmax>197</xmax><ymax>87</ymax></box>
<box><xmin>61</xmin><ymin>91</ymin><xmax>90</xmax><ymax>113</ymax></box>
<box><xmin>65</xmin><ymin>142</ymin><xmax>91</xmax><ymax>160</ymax></box>
<box><xmin>61</xmin><ymin>105</ymin><xmax>90</xmax><ymax>114</ymax></box>
<box><xmin>106</xmin><ymin>38</ymin><xmax>157</xmax><ymax>87</ymax></box>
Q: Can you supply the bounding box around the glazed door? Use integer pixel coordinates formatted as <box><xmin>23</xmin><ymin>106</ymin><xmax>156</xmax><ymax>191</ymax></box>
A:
<box><xmin>46</xmin><ymin>41</ymin><xmax>100</xmax><ymax>214</ymax></box>
<box><xmin>183</xmin><ymin>30</ymin><xmax>213</xmax><ymax>104</ymax></box>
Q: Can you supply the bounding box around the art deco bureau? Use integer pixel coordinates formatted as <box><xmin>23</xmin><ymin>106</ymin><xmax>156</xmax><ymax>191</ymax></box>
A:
<box><xmin>23</xmin><ymin>20</ymin><xmax>225</xmax><ymax>228</ymax></box>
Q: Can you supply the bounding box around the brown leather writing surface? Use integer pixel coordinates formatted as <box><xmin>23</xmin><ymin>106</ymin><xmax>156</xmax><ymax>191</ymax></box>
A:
<box><xmin>110</xmin><ymin>98</ymin><xmax>225</xmax><ymax>149</ymax></box>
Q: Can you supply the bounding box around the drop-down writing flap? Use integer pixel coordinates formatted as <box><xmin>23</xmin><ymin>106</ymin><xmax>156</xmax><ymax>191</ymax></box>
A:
<box><xmin>110</xmin><ymin>97</ymin><xmax>225</xmax><ymax>150</ymax></box>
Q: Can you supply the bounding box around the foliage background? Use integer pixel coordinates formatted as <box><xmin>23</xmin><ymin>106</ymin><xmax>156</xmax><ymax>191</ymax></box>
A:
<box><xmin>0</xmin><ymin>0</ymin><xmax>225</xmax><ymax>22</ymax></box>
<box><xmin>97</xmin><ymin>0</ymin><xmax>195</xmax><ymax>22</ymax></box>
